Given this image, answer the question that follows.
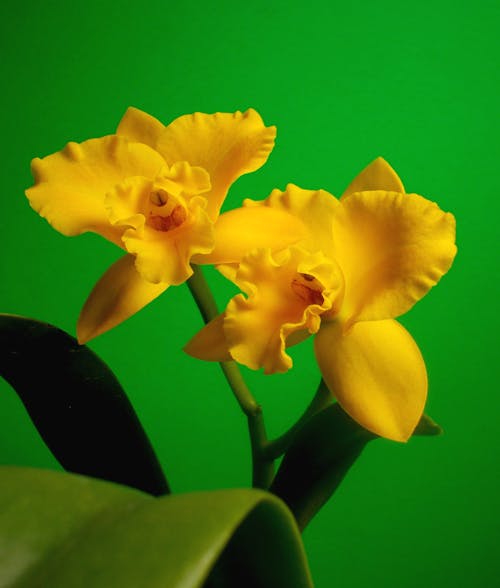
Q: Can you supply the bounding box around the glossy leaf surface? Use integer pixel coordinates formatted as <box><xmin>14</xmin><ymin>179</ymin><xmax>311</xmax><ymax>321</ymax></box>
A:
<box><xmin>0</xmin><ymin>314</ymin><xmax>168</xmax><ymax>496</ymax></box>
<box><xmin>0</xmin><ymin>466</ymin><xmax>313</xmax><ymax>588</ymax></box>
<box><xmin>271</xmin><ymin>403</ymin><xmax>441</xmax><ymax>530</ymax></box>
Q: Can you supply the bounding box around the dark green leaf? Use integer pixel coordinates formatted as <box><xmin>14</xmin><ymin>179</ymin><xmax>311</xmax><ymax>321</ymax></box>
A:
<box><xmin>0</xmin><ymin>466</ymin><xmax>313</xmax><ymax>588</ymax></box>
<box><xmin>270</xmin><ymin>403</ymin><xmax>374</xmax><ymax>531</ymax></box>
<box><xmin>0</xmin><ymin>314</ymin><xmax>168</xmax><ymax>496</ymax></box>
<box><xmin>270</xmin><ymin>403</ymin><xmax>439</xmax><ymax>531</ymax></box>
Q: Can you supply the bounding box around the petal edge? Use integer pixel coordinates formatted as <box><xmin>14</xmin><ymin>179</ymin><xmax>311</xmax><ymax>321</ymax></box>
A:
<box><xmin>77</xmin><ymin>255</ymin><xmax>168</xmax><ymax>343</ymax></box>
<box><xmin>314</xmin><ymin>319</ymin><xmax>428</xmax><ymax>442</ymax></box>
<box><xmin>157</xmin><ymin>109</ymin><xmax>276</xmax><ymax>219</ymax></box>
<box><xmin>341</xmin><ymin>157</ymin><xmax>405</xmax><ymax>197</ymax></box>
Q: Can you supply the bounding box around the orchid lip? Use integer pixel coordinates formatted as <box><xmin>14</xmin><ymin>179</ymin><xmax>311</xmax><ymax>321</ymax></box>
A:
<box><xmin>146</xmin><ymin>185</ymin><xmax>188</xmax><ymax>232</ymax></box>
<box><xmin>291</xmin><ymin>273</ymin><xmax>325</xmax><ymax>306</ymax></box>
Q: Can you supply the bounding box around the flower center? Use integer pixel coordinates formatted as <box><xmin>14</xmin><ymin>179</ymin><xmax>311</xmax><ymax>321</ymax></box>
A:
<box><xmin>150</xmin><ymin>188</ymin><xmax>169</xmax><ymax>207</ymax></box>
<box><xmin>291</xmin><ymin>273</ymin><xmax>324</xmax><ymax>306</ymax></box>
<box><xmin>147</xmin><ymin>188</ymin><xmax>188</xmax><ymax>232</ymax></box>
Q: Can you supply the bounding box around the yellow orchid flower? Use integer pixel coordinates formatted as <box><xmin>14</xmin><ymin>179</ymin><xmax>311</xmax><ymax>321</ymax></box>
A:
<box><xmin>185</xmin><ymin>158</ymin><xmax>457</xmax><ymax>442</ymax></box>
<box><xmin>26</xmin><ymin>107</ymin><xmax>304</xmax><ymax>343</ymax></box>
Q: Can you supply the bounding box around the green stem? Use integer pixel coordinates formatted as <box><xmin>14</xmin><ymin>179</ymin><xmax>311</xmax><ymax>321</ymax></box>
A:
<box><xmin>219</xmin><ymin>361</ymin><xmax>259</xmax><ymax>416</ymax></box>
<box><xmin>248</xmin><ymin>409</ymin><xmax>275</xmax><ymax>489</ymax></box>
<box><xmin>187</xmin><ymin>265</ymin><xmax>274</xmax><ymax>489</ymax></box>
<box><xmin>262</xmin><ymin>378</ymin><xmax>332</xmax><ymax>460</ymax></box>
<box><xmin>186</xmin><ymin>264</ymin><xmax>219</xmax><ymax>323</ymax></box>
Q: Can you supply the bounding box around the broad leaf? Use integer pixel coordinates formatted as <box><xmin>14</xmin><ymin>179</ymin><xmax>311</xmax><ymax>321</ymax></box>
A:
<box><xmin>0</xmin><ymin>466</ymin><xmax>313</xmax><ymax>588</ymax></box>
<box><xmin>270</xmin><ymin>403</ymin><xmax>441</xmax><ymax>530</ymax></box>
<box><xmin>0</xmin><ymin>314</ymin><xmax>168</xmax><ymax>496</ymax></box>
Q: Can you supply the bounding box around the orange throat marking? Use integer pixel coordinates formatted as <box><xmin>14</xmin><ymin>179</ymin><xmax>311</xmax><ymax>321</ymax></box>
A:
<box><xmin>291</xmin><ymin>274</ymin><xmax>324</xmax><ymax>306</ymax></box>
<box><xmin>148</xmin><ymin>205</ymin><xmax>187</xmax><ymax>232</ymax></box>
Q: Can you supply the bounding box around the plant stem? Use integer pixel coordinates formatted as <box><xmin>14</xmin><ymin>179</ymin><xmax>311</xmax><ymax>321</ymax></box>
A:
<box><xmin>262</xmin><ymin>378</ymin><xmax>333</xmax><ymax>460</ymax></box>
<box><xmin>186</xmin><ymin>263</ymin><xmax>219</xmax><ymax>323</ymax></box>
<box><xmin>219</xmin><ymin>361</ymin><xmax>274</xmax><ymax>488</ymax></box>
<box><xmin>248</xmin><ymin>408</ymin><xmax>275</xmax><ymax>489</ymax></box>
<box><xmin>219</xmin><ymin>361</ymin><xmax>259</xmax><ymax>416</ymax></box>
<box><xmin>187</xmin><ymin>265</ymin><xmax>274</xmax><ymax>488</ymax></box>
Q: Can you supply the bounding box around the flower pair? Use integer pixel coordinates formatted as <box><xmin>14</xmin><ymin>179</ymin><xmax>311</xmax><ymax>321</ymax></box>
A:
<box><xmin>26</xmin><ymin>108</ymin><xmax>457</xmax><ymax>442</ymax></box>
<box><xmin>27</xmin><ymin>107</ymin><xmax>303</xmax><ymax>343</ymax></box>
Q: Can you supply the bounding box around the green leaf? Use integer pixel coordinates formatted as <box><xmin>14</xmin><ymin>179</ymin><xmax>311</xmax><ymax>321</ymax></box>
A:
<box><xmin>270</xmin><ymin>403</ymin><xmax>373</xmax><ymax>531</ymax></box>
<box><xmin>0</xmin><ymin>466</ymin><xmax>313</xmax><ymax>588</ymax></box>
<box><xmin>270</xmin><ymin>403</ymin><xmax>440</xmax><ymax>531</ymax></box>
<box><xmin>0</xmin><ymin>314</ymin><xmax>168</xmax><ymax>496</ymax></box>
<box><xmin>412</xmin><ymin>413</ymin><xmax>443</xmax><ymax>436</ymax></box>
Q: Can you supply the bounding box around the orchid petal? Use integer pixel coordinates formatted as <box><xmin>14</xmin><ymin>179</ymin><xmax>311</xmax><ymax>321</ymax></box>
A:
<box><xmin>314</xmin><ymin>319</ymin><xmax>427</xmax><ymax>442</ymax></box>
<box><xmin>244</xmin><ymin>184</ymin><xmax>339</xmax><ymax>256</ymax></box>
<box><xmin>105</xmin><ymin>164</ymin><xmax>211</xmax><ymax>230</ymax></box>
<box><xmin>157</xmin><ymin>109</ymin><xmax>276</xmax><ymax>220</ymax></box>
<box><xmin>116</xmin><ymin>106</ymin><xmax>165</xmax><ymax>149</ymax></box>
<box><xmin>194</xmin><ymin>205</ymin><xmax>308</xmax><ymax>265</ymax></box>
<box><xmin>122</xmin><ymin>196</ymin><xmax>214</xmax><ymax>285</ymax></box>
<box><xmin>341</xmin><ymin>157</ymin><xmax>404</xmax><ymax>197</ymax></box>
<box><xmin>183</xmin><ymin>314</ymin><xmax>232</xmax><ymax>362</ymax></box>
<box><xmin>223</xmin><ymin>248</ymin><xmax>342</xmax><ymax>374</ymax></box>
<box><xmin>26</xmin><ymin>136</ymin><xmax>165</xmax><ymax>244</ymax></box>
<box><xmin>331</xmin><ymin>190</ymin><xmax>457</xmax><ymax>324</ymax></box>
<box><xmin>77</xmin><ymin>255</ymin><xmax>168</xmax><ymax>344</ymax></box>
<box><xmin>103</xmin><ymin>162</ymin><xmax>213</xmax><ymax>285</ymax></box>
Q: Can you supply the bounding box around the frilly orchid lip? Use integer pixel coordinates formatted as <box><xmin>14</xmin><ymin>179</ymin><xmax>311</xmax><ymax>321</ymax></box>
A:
<box><xmin>184</xmin><ymin>158</ymin><xmax>457</xmax><ymax>442</ymax></box>
<box><xmin>25</xmin><ymin>107</ymin><xmax>304</xmax><ymax>343</ymax></box>
<box><xmin>224</xmin><ymin>246</ymin><xmax>344</xmax><ymax>374</ymax></box>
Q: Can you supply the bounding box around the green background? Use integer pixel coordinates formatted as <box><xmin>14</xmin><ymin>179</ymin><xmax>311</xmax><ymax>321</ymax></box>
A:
<box><xmin>1</xmin><ymin>0</ymin><xmax>498</xmax><ymax>586</ymax></box>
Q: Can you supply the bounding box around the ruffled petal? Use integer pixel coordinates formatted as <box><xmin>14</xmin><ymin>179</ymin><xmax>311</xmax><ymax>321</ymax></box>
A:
<box><xmin>184</xmin><ymin>313</ymin><xmax>232</xmax><ymax>362</ymax></box>
<box><xmin>116</xmin><ymin>106</ymin><xmax>165</xmax><ymax>149</ymax></box>
<box><xmin>77</xmin><ymin>254</ymin><xmax>168</xmax><ymax>343</ymax></box>
<box><xmin>103</xmin><ymin>161</ymin><xmax>213</xmax><ymax>285</ymax></box>
<box><xmin>331</xmin><ymin>190</ymin><xmax>457</xmax><ymax>324</ymax></box>
<box><xmin>156</xmin><ymin>109</ymin><xmax>276</xmax><ymax>219</ymax></box>
<box><xmin>105</xmin><ymin>176</ymin><xmax>151</xmax><ymax>230</ymax></box>
<box><xmin>193</xmin><ymin>205</ymin><xmax>308</xmax><ymax>265</ymax></box>
<box><xmin>164</xmin><ymin>160</ymin><xmax>211</xmax><ymax>197</ymax></box>
<box><xmin>223</xmin><ymin>248</ymin><xmax>342</xmax><ymax>374</ymax></box>
<box><xmin>216</xmin><ymin>262</ymin><xmax>239</xmax><ymax>283</ymax></box>
<box><xmin>105</xmin><ymin>163</ymin><xmax>211</xmax><ymax>230</ymax></box>
<box><xmin>26</xmin><ymin>135</ymin><xmax>166</xmax><ymax>244</ymax></box>
<box><xmin>341</xmin><ymin>157</ymin><xmax>405</xmax><ymax>197</ymax></box>
<box><xmin>314</xmin><ymin>319</ymin><xmax>427</xmax><ymax>442</ymax></box>
<box><xmin>122</xmin><ymin>195</ymin><xmax>215</xmax><ymax>285</ymax></box>
<box><xmin>243</xmin><ymin>184</ymin><xmax>340</xmax><ymax>256</ymax></box>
